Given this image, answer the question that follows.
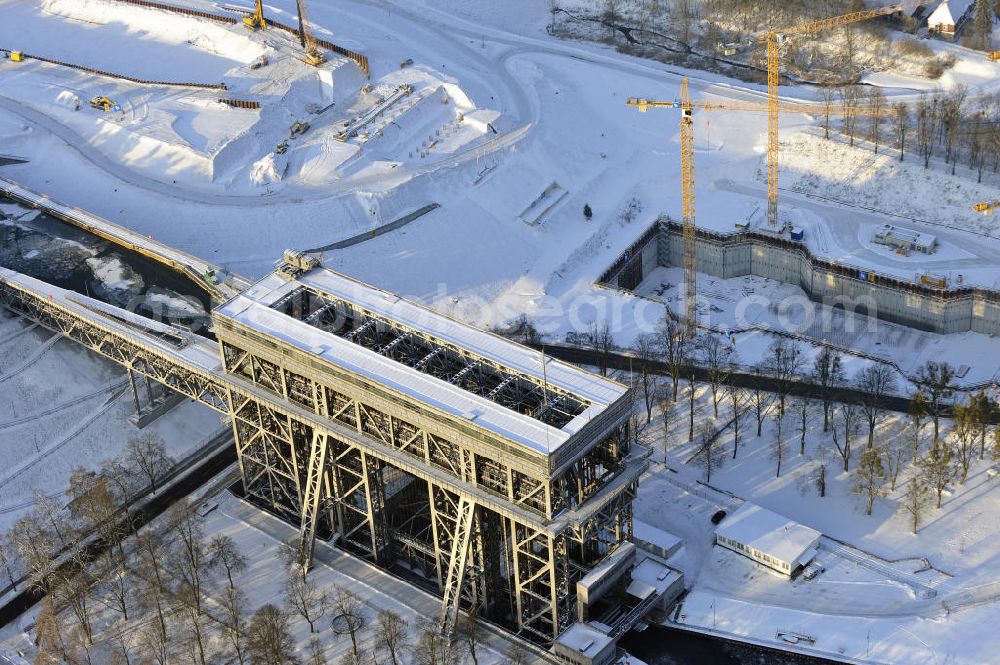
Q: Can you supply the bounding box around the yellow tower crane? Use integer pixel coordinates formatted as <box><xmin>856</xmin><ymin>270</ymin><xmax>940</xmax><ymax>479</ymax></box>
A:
<box><xmin>295</xmin><ymin>0</ymin><xmax>326</xmax><ymax>66</ymax></box>
<box><xmin>243</xmin><ymin>0</ymin><xmax>266</xmax><ymax>30</ymax></box>
<box><xmin>762</xmin><ymin>1</ymin><xmax>928</xmax><ymax>227</ymax></box>
<box><xmin>628</xmin><ymin>82</ymin><xmax>893</xmax><ymax>333</ymax></box>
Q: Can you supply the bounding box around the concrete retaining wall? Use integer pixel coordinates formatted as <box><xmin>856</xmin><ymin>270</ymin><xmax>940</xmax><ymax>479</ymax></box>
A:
<box><xmin>600</xmin><ymin>218</ymin><xmax>1000</xmax><ymax>337</ymax></box>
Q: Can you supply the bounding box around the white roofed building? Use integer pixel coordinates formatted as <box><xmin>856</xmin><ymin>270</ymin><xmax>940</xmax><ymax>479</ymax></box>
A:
<box><xmin>927</xmin><ymin>0</ymin><xmax>956</xmax><ymax>36</ymax></box>
<box><xmin>714</xmin><ymin>503</ymin><xmax>821</xmax><ymax>576</ymax></box>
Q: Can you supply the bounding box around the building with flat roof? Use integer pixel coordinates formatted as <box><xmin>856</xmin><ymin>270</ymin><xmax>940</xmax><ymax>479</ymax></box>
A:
<box><xmin>714</xmin><ymin>503</ymin><xmax>821</xmax><ymax>576</ymax></box>
<box><xmin>873</xmin><ymin>224</ymin><xmax>938</xmax><ymax>254</ymax></box>
<box><xmin>212</xmin><ymin>252</ymin><xmax>644</xmax><ymax>644</ymax></box>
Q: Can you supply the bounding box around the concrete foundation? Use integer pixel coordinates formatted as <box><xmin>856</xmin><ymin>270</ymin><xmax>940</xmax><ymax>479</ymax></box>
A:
<box><xmin>599</xmin><ymin>219</ymin><xmax>1000</xmax><ymax>337</ymax></box>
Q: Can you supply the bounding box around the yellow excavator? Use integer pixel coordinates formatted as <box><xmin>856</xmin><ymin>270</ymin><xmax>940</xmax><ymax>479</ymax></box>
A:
<box><xmin>973</xmin><ymin>201</ymin><xmax>1000</xmax><ymax>215</ymax></box>
<box><xmin>89</xmin><ymin>96</ymin><xmax>120</xmax><ymax>112</ymax></box>
<box><xmin>243</xmin><ymin>0</ymin><xmax>266</xmax><ymax>30</ymax></box>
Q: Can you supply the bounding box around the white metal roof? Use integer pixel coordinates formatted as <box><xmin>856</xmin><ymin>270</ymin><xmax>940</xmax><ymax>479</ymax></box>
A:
<box><xmin>555</xmin><ymin>622</ymin><xmax>614</xmax><ymax>655</ymax></box>
<box><xmin>874</xmin><ymin>224</ymin><xmax>937</xmax><ymax>248</ymax></box>
<box><xmin>714</xmin><ymin>503</ymin><xmax>821</xmax><ymax>566</ymax></box>
<box><xmin>928</xmin><ymin>0</ymin><xmax>955</xmax><ymax>27</ymax></box>
<box><xmin>214</xmin><ymin>267</ymin><xmax>629</xmax><ymax>454</ymax></box>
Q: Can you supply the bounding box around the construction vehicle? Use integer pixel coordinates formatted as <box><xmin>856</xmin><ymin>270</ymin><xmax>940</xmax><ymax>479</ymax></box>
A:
<box><xmin>243</xmin><ymin>0</ymin><xmax>266</xmax><ymax>30</ymax></box>
<box><xmin>760</xmin><ymin>1</ymin><xmax>928</xmax><ymax>227</ymax></box>
<box><xmin>276</xmin><ymin>141</ymin><xmax>288</xmax><ymax>154</ymax></box>
<box><xmin>627</xmin><ymin>83</ymin><xmax>891</xmax><ymax>334</ymax></box>
<box><xmin>89</xmin><ymin>96</ymin><xmax>121</xmax><ymax>112</ymax></box>
<box><xmin>989</xmin><ymin>51</ymin><xmax>1000</xmax><ymax>61</ymax></box>
<box><xmin>973</xmin><ymin>201</ymin><xmax>1000</xmax><ymax>214</ymax></box>
<box><xmin>8</xmin><ymin>51</ymin><xmax>23</xmax><ymax>62</ymax></box>
<box><xmin>294</xmin><ymin>0</ymin><xmax>326</xmax><ymax>66</ymax></box>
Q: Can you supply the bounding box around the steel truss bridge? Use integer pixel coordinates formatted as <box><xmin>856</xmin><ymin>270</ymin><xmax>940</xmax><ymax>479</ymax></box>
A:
<box><xmin>0</xmin><ymin>265</ymin><xmax>643</xmax><ymax>645</ymax></box>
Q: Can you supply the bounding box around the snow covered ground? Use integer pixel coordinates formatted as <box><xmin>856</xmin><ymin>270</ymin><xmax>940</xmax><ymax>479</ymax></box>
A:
<box><xmin>632</xmin><ymin>378</ymin><xmax>1000</xmax><ymax>665</ymax></box>
<box><xmin>0</xmin><ymin>307</ymin><xmax>222</xmax><ymax>534</ymax></box>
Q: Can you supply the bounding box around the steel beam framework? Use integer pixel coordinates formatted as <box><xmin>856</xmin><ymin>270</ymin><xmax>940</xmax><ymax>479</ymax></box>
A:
<box><xmin>0</xmin><ymin>276</ymin><xmax>638</xmax><ymax>646</ymax></box>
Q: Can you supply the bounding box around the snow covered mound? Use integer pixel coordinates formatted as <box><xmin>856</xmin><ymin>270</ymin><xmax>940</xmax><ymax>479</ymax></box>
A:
<box><xmin>779</xmin><ymin>132</ymin><xmax>1000</xmax><ymax>238</ymax></box>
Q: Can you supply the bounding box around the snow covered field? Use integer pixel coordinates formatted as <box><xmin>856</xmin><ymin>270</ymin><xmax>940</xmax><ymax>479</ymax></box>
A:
<box><xmin>633</xmin><ymin>379</ymin><xmax>1000</xmax><ymax>665</ymax></box>
<box><xmin>0</xmin><ymin>308</ymin><xmax>222</xmax><ymax>534</ymax></box>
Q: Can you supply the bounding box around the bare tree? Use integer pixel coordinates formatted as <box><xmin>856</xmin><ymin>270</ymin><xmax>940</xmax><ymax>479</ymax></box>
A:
<box><xmin>839</xmin><ymin>85</ymin><xmax>861</xmax><ymax>146</ymax></box>
<box><xmin>35</xmin><ymin>596</ymin><xmax>69</xmax><ymax>663</ymax></box>
<box><xmin>857</xmin><ymin>364</ymin><xmax>898</xmax><ymax>449</ymax></box>
<box><xmin>11</xmin><ymin>511</ymin><xmax>56</xmax><ymax>590</ymax></box>
<box><xmin>921</xmin><ymin>441</ymin><xmax>955</xmax><ymax>509</ymax></box>
<box><xmin>656</xmin><ymin>315</ymin><xmax>687</xmax><ymax>401</ymax></box>
<box><xmin>632</xmin><ymin>334</ymin><xmax>659</xmax><ymax>423</ymax></box>
<box><xmin>813</xmin><ymin>347</ymin><xmax>844</xmax><ymax>433</ymax></box>
<box><xmin>375</xmin><ymin>610</ymin><xmax>408</xmax><ymax>665</ymax></box>
<box><xmin>505</xmin><ymin>641</ymin><xmax>528</xmax><ymax>665</ymax></box>
<box><xmin>691</xmin><ymin>421</ymin><xmax>724</xmax><ymax>482</ymax></box>
<box><xmin>892</xmin><ymin>102</ymin><xmax>910</xmax><ymax>161</ymax></box>
<box><xmin>331</xmin><ymin>586</ymin><xmax>367</xmax><ymax>659</ymax></box>
<box><xmin>125</xmin><ymin>433</ymin><xmax>174</xmax><ymax>494</ymax></box>
<box><xmin>589</xmin><ymin>321</ymin><xmax>613</xmax><ymax>377</ymax></box>
<box><xmin>902</xmin><ymin>477</ymin><xmax>929</xmax><ymax>534</ymax></box>
<box><xmin>220</xmin><ymin>585</ymin><xmax>250</xmax><ymax>665</ymax></box>
<box><xmin>867</xmin><ymin>87</ymin><xmax>887</xmax><ymax>153</ymax></box>
<box><xmin>831</xmin><ymin>402</ymin><xmax>860</xmax><ymax>472</ymax></box>
<box><xmin>820</xmin><ymin>86</ymin><xmax>836</xmax><ymax>139</ymax></box>
<box><xmin>763</xmin><ymin>339</ymin><xmax>802</xmax><ymax>417</ymax></box>
<box><xmin>96</xmin><ymin>548</ymin><xmax>131</xmax><ymax>620</ymax></box>
<box><xmin>166</xmin><ymin>504</ymin><xmax>208</xmax><ymax>615</ymax></box>
<box><xmin>796</xmin><ymin>395</ymin><xmax>811</xmax><ymax>456</ymax></box>
<box><xmin>459</xmin><ymin>607</ymin><xmax>484</xmax><ymax>665</ymax></box>
<box><xmin>751</xmin><ymin>381</ymin><xmax>767</xmax><ymax>438</ymax></box>
<box><xmin>139</xmin><ymin>618</ymin><xmax>171</xmax><ymax>665</ymax></box>
<box><xmin>913</xmin><ymin>361</ymin><xmax>954</xmax><ymax>446</ymax></box>
<box><xmin>307</xmin><ymin>637</ymin><xmax>327</xmax><ymax>665</ymax></box>
<box><xmin>0</xmin><ymin>533</ymin><xmax>19</xmax><ymax>592</ymax></box>
<box><xmin>853</xmin><ymin>445</ymin><xmax>888</xmax><ymax>515</ymax></box>
<box><xmin>687</xmin><ymin>373</ymin><xmax>698</xmax><ymax>442</ymax></box>
<box><xmin>952</xmin><ymin>403</ymin><xmax>977</xmax><ymax>484</ymax></box>
<box><xmin>284</xmin><ymin>567</ymin><xmax>328</xmax><ymax>633</ymax></box>
<box><xmin>698</xmin><ymin>334</ymin><xmax>733</xmax><ymax>418</ymax></box>
<box><xmin>134</xmin><ymin>529</ymin><xmax>169</xmax><ymax>641</ymax></box>
<box><xmin>884</xmin><ymin>434</ymin><xmax>906</xmax><ymax>492</ymax></box>
<box><xmin>916</xmin><ymin>93</ymin><xmax>936</xmax><ymax>168</ymax></box>
<box><xmin>183</xmin><ymin>602</ymin><xmax>210</xmax><ymax>665</ymax></box>
<box><xmin>726</xmin><ymin>383</ymin><xmax>744</xmax><ymax>459</ymax></box>
<box><xmin>209</xmin><ymin>534</ymin><xmax>247</xmax><ymax>593</ymax></box>
<box><xmin>50</xmin><ymin>555</ymin><xmax>95</xmax><ymax>645</ymax></box>
<box><xmin>773</xmin><ymin>406</ymin><xmax>786</xmax><ymax>478</ymax></box>
<box><xmin>659</xmin><ymin>388</ymin><xmax>673</xmax><ymax>464</ymax></box>
<box><xmin>108</xmin><ymin>619</ymin><xmax>136</xmax><ymax>665</ymax></box>
<box><xmin>909</xmin><ymin>388</ymin><xmax>928</xmax><ymax>463</ymax></box>
<box><xmin>415</xmin><ymin>624</ymin><xmax>456</xmax><ymax>665</ymax></box>
<box><xmin>247</xmin><ymin>604</ymin><xmax>296</xmax><ymax>665</ymax></box>
<box><xmin>33</xmin><ymin>489</ymin><xmax>71</xmax><ymax>548</ymax></box>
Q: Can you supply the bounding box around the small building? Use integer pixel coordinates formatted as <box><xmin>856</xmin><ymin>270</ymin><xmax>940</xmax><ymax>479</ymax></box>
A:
<box><xmin>873</xmin><ymin>224</ymin><xmax>938</xmax><ymax>254</ymax></box>
<box><xmin>927</xmin><ymin>0</ymin><xmax>956</xmax><ymax>37</ymax></box>
<box><xmin>552</xmin><ymin>622</ymin><xmax>617</xmax><ymax>665</ymax></box>
<box><xmin>632</xmin><ymin>519</ymin><xmax>683</xmax><ymax>560</ymax></box>
<box><xmin>714</xmin><ymin>503</ymin><xmax>821</xmax><ymax>576</ymax></box>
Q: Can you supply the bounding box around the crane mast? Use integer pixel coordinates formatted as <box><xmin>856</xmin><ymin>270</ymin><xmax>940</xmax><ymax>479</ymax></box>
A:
<box><xmin>678</xmin><ymin>79</ymin><xmax>697</xmax><ymax>334</ymax></box>
<box><xmin>763</xmin><ymin>1</ymin><xmax>927</xmax><ymax>226</ymax></box>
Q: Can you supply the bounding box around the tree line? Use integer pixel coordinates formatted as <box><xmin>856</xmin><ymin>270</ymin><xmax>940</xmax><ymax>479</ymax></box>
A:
<box><xmin>605</xmin><ymin>314</ymin><xmax>998</xmax><ymax>534</ymax></box>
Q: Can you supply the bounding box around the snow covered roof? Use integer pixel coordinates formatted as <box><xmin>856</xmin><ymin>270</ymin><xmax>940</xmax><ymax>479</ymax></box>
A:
<box><xmin>214</xmin><ymin>266</ymin><xmax>629</xmax><ymax>454</ymax></box>
<box><xmin>555</xmin><ymin>622</ymin><xmax>615</xmax><ymax>656</ymax></box>
<box><xmin>874</xmin><ymin>224</ymin><xmax>937</xmax><ymax>248</ymax></box>
<box><xmin>928</xmin><ymin>0</ymin><xmax>955</xmax><ymax>27</ymax></box>
<box><xmin>714</xmin><ymin>503</ymin><xmax>821</xmax><ymax>566</ymax></box>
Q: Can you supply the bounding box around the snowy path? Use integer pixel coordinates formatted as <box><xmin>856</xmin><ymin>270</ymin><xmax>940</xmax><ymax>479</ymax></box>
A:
<box><xmin>0</xmin><ymin>376</ymin><xmax>126</xmax><ymax>431</ymax></box>
<box><xmin>0</xmin><ymin>332</ymin><xmax>60</xmax><ymax>383</ymax></box>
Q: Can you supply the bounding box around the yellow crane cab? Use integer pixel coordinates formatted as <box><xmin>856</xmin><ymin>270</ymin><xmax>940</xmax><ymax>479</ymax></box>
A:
<box><xmin>243</xmin><ymin>0</ymin><xmax>265</xmax><ymax>30</ymax></box>
<box><xmin>89</xmin><ymin>96</ymin><xmax>120</xmax><ymax>112</ymax></box>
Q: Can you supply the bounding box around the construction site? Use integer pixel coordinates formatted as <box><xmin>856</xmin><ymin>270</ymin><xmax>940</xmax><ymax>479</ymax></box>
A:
<box><xmin>4</xmin><ymin>0</ymin><xmax>1000</xmax><ymax>664</ymax></box>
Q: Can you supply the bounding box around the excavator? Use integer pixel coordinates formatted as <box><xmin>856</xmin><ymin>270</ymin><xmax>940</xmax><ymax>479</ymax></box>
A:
<box><xmin>973</xmin><ymin>201</ymin><xmax>1000</xmax><ymax>214</ymax></box>
<box><xmin>243</xmin><ymin>0</ymin><xmax>265</xmax><ymax>30</ymax></box>
<box><xmin>89</xmin><ymin>96</ymin><xmax>120</xmax><ymax>112</ymax></box>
